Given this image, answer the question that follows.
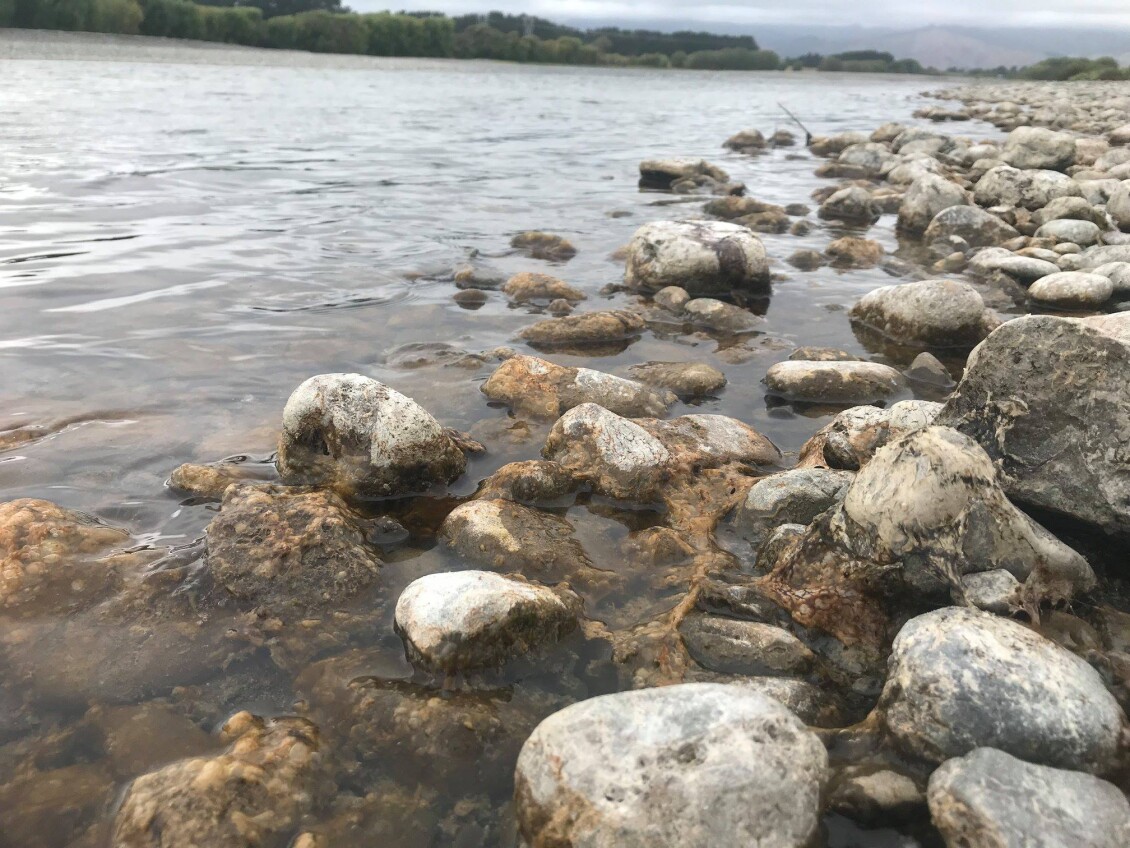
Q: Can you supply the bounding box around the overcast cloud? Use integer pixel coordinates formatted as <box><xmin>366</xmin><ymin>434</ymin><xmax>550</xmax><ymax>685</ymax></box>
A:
<box><xmin>349</xmin><ymin>0</ymin><xmax>1130</xmax><ymax>30</ymax></box>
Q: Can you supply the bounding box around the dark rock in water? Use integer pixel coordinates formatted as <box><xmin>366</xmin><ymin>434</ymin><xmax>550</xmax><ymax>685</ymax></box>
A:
<box><xmin>927</xmin><ymin>748</ymin><xmax>1130</xmax><ymax>848</ymax></box>
<box><xmin>453</xmin><ymin>288</ymin><xmax>489</xmax><ymax>308</ymax></box>
<box><xmin>818</xmin><ymin>186</ymin><xmax>880</xmax><ymax>225</ymax></box>
<box><xmin>678</xmin><ymin>611</ymin><xmax>815</xmax><ymax>675</ymax></box>
<box><xmin>205</xmin><ymin>484</ymin><xmax>382</xmax><ymax>612</ymax></box>
<box><xmin>880</xmin><ymin>607</ymin><xmax>1124</xmax><ymax>773</ymax></box>
<box><xmin>905</xmin><ymin>351</ymin><xmax>954</xmax><ymax>388</ymax></box>
<box><xmin>788</xmin><ymin>249</ymin><xmax>824</xmax><ymax>271</ymax></box>
<box><xmin>724</xmin><ymin>128</ymin><xmax>768</xmax><ymax>153</ymax></box>
<box><xmin>113</xmin><ymin>713</ymin><xmax>327</xmax><ymax>848</ymax></box>
<box><xmin>0</xmin><ymin>763</ymin><xmax>115</xmax><ymax>848</ymax></box>
<box><xmin>514</xmin><ymin>684</ymin><xmax>828</xmax><ymax>848</ymax></box>
<box><xmin>519</xmin><ymin>310</ymin><xmax>646</xmax><ymax>352</ymax></box>
<box><xmin>623</xmin><ymin>220</ymin><xmax>770</xmax><ymax>296</ymax></box>
<box><xmin>937</xmin><ymin>313</ymin><xmax>1130</xmax><ymax>538</ymax></box>
<box><xmin>510</xmin><ymin>231</ymin><xmax>576</xmax><ymax>261</ymax></box>
<box><xmin>481</xmin><ymin>354</ymin><xmax>675</xmax><ymax>419</ymax></box>
<box><xmin>276</xmin><ymin>373</ymin><xmax>469</xmax><ymax>498</ymax></box>
<box><xmin>168</xmin><ymin>461</ymin><xmax>271</xmax><ymax>500</ymax></box>
<box><xmin>702</xmin><ymin>195</ymin><xmax>783</xmax><ymax>220</ymax></box>
<box><xmin>848</xmin><ymin>279</ymin><xmax>999</xmax><ymax>349</ymax></box>
<box><xmin>638</xmin><ymin>157</ymin><xmax>734</xmax><ymax>194</ymax></box>
<box><xmin>394</xmin><ymin>570</ymin><xmax>579</xmax><ymax>672</ymax></box>
<box><xmin>825</xmin><ymin>236</ymin><xmax>884</xmax><ymax>269</ymax></box>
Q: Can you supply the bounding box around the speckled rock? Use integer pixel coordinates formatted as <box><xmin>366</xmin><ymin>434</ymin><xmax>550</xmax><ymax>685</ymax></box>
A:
<box><xmin>897</xmin><ymin>174</ymin><xmax>969</xmax><ymax>235</ymax></box>
<box><xmin>204</xmin><ymin>484</ymin><xmax>382</xmax><ymax>611</ymax></box>
<box><xmin>679</xmin><ymin>612</ymin><xmax>814</xmax><ymax>675</ymax></box>
<box><xmin>653</xmin><ymin>285</ymin><xmax>690</xmax><ymax>312</ymax></box>
<box><xmin>1032</xmin><ymin>195</ymin><xmax>1107</xmax><ymax>228</ymax></box>
<box><xmin>1034</xmin><ymin>218</ymin><xmax>1102</xmax><ymax>247</ymax></box>
<box><xmin>514</xmin><ymin>684</ymin><xmax>829</xmax><ymax>848</ymax></box>
<box><xmin>394</xmin><ymin>571</ymin><xmax>578</xmax><ymax>672</ymax></box>
<box><xmin>937</xmin><ymin>313</ymin><xmax>1130</xmax><ymax>536</ymax></box>
<box><xmin>1028</xmin><ymin>271</ymin><xmax>1113</xmax><ymax>308</ymax></box>
<box><xmin>967</xmin><ymin>248</ymin><xmax>1059</xmax><ymax>283</ymax></box>
<box><xmin>481</xmin><ymin>355</ymin><xmax>675</xmax><ymax>419</ymax></box>
<box><xmin>1092</xmin><ymin>261</ymin><xmax>1130</xmax><ymax>293</ymax></box>
<box><xmin>825</xmin><ymin>236</ymin><xmax>884</xmax><ymax>269</ymax></box>
<box><xmin>798</xmin><ymin>401</ymin><xmax>941</xmax><ymax>471</ymax></box>
<box><xmin>1001</xmin><ymin>126</ymin><xmax>1077</xmax><ymax>171</ymax></box>
<box><xmin>849</xmin><ymin>279</ymin><xmax>998</xmax><ymax>348</ymax></box>
<box><xmin>113</xmin><ymin>713</ymin><xmax>325</xmax><ymax>848</ymax></box>
<box><xmin>927</xmin><ymin>748</ymin><xmax>1130</xmax><ymax>848</ymax></box>
<box><xmin>682</xmin><ymin>297</ymin><xmax>762</xmax><ymax>333</ymax></box>
<box><xmin>974</xmin><ymin>165</ymin><xmax>1082</xmax><ymax>211</ymax></box>
<box><xmin>735</xmin><ymin>468</ymin><xmax>855</xmax><ymax>549</ymax></box>
<box><xmin>764</xmin><ymin>360</ymin><xmax>905</xmax><ymax>404</ymax></box>
<box><xmin>276</xmin><ymin>373</ymin><xmax>468</xmax><ymax>498</ymax></box>
<box><xmin>763</xmin><ymin>428</ymin><xmax>1095</xmax><ymax>647</ymax></box>
<box><xmin>519</xmin><ymin>310</ymin><xmax>645</xmax><ymax>349</ymax></box>
<box><xmin>623</xmin><ymin>220</ymin><xmax>770</xmax><ymax>296</ymax></box>
<box><xmin>511</xmin><ymin>231</ymin><xmax>576</xmax><ymax>261</ymax></box>
<box><xmin>638</xmin><ymin>158</ymin><xmax>729</xmax><ymax>191</ymax></box>
<box><xmin>818</xmin><ymin>186</ymin><xmax>880</xmax><ymax>225</ymax></box>
<box><xmin>168</xmin><ymin>462</ymin><xmax>264</xmax><ymax>499</ymax></box>
<box><xmin>924</xmin><ymin>206</ymin><xmax>1020</xmax><ymax>248</ymax></box>
<box><xmin>906</xmin><ymin>351</ymin><xmax>954</xmax><ymax>388</ymax></box>
<box><xmin>880</xmin><ymin>607</ymin><xmax>1124</xmax><ymax>772</ymax></box>
<box><xmin>960</xmin><ymin>569</ymin><xmax>1021</xmax><ymax>614</ymax></box>
<box><xmin>502</xmin><ymin>272</ymin><xmax>586</xmax><ymax>303</ymax></box>
<box><xmin>628</xmin><ymin>361</ymin><xmax>726</xmax><ymax>399</ymax></box>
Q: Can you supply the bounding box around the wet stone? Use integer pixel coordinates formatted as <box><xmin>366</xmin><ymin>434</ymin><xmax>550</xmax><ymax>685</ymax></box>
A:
<box><xmin>764</xmin><ymin>360</ymin><xmax>905</xmax><ymax>404</ymax></box>
<box><xmin>825</xmin><ymin>236</ymin><xmax>884</xmax><ymax>269</ymax></box>
<box><xmin>735</xmin><ymin>468</ymin><xmax>855</xmax><ymax>549</ymax></box>
<box><xmin>627</xmin><ymin>361</ymin><xmax>726</xmax><ymax>400</ymax></box>
<box><xmin>679</xmin><ymin>612</ymin><xmax>815</xmax><ymax>676</ymax></box>
<box><xmin>394</xmin><ymin>570</ymin><xmax>579</xmax><ymax>673</ymax></box>
<box><xmin>502</xmin><ymin>272</ymin><xmax>586</xmax><ymax>303</ymax></box>
<box><xmin>168</xmin><ymin>461</ymin><xmax>270</xmax><ymax>500</ymax></box>
<box><xmin>924</xmin><ymin>205</ymin><xmax>1020</xmax><ymax>248</ymax></box>
<box><xmin>817</xmin><ymin>186</ymin><xmax>880</xmax><ymax>225</ymax></box>
<box><xmin>653</xmin><ymin>285</ymin><xmax>690</xmax><ymax>312</ymax></box>
<box><xmin>849</xmin><ymin>279</ymin><xmax>998</xmax><ymax>349</ymax></box>
<box><xmin>682</xmin><ymin>297</ymin><xmax>762</xmax><ymax>333</ymax></box>
<box><xmin>789</xmin><ymin>346</ymin><xmax>860</xmax><ymax>362</ymax></box>
<box><xmin>623</xmin><ymin>220</ymin><xmax>770</xmax><ymax>296</ymax></box>
<box><xmin>518</xmin><ymin>310</ymin><xmax>645</xmax><ymax>351</ymax></box>
<box><xmin>476</xmin><ymin>460</ymin><xmax>580</xmax><ymax>506</ymax></box>
<box><xmin>787</xmin><ymin>249</ymin><xmax>825</xmax><ymax>270</ymax></box>
<box><xmin>510</xmin><ymin>231</ymin><xmax>577</xmax><ymax>261</ymax></box>
<box><xmin>905</xmin><ymin>351</ymin><xmax>954</xmax><ymax>388</ymax></box>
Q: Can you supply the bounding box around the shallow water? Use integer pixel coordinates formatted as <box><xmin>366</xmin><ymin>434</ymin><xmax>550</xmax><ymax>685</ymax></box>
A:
<box><xmin>0</xmin><ymin>33</ymin><xmax>1000</xmax><ymax>846</ymax></box>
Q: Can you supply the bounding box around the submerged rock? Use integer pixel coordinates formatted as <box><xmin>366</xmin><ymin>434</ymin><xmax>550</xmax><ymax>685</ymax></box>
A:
<box><xmin>481</xmin><ymin>355</ymin><xmax>675</xmax><ymax>419</ymax></box>
<box><xmin>937</xmin><ymin>313</ymin><xmax>1130</xmax><ymax>537</ymax></box>
<box><xmin>763</xmin><ymin>427</ymin><xmax>1095</xmax><ymax>647</ymax></box>
<box><xmin>679</xmin><ymin>612</ymin><xmax>815</xmax><ymax>675</ymax></box>
<box><xmin>764</xmin><ymin>360</ymin><xmax>905</xmax><ymax>404</ymax></box>
<box><xmin>502</xmin><ymin>272</ymin><xmax>585</xmax><ymax>303</ymax></box>
<box><xmin>682</xmin><ymin>297</ymin><xmax>762</xmax><ymax>333</ymax></box>
<box><xmin>514</xmin><ymin>684</ymin><xmax>828</xmax><ymax>848</ymax></box>
<box><xmin>927</xmin><ymin>748</ymin><xmax>1130</xmax><ymax>848</ymax></box>
<box><xmin>205</xmin><ymin>484</ymin><xmax>382</xmax><ymax>612</ymax></box>
<box><xmin>394</xmin><ymin>570</ymin><xmax>578</xmax><ymax>672</ymax></box>
<box><xmin>734</xmin><ymin>468</ymin><xmax>854</xmax><ymax>549</ymax></box>
<box><xmin>510</xmin><ymin>231</ymin><xmax>577</xmax><ymax>261</ymax></box>
<box><xmin>628</xmin><ymin>361</ymin><xmax>726</xmax><ymax>400</ymax></box>
<box><xmin>880</xmin><ymin>607</ymin><xmax>1124</xmax><ymax>773</ymax></box>
<box><xmin>849</xmin><ymin>279</ymin><xmax>998</xmax><ymax>349</ymax></box>
<box><xmin>168</xmin><ymin>461</ymin><xmax>267</xmax><ymax>500</ymax></box>
<box><xmin>113</xmin><ymin>712</ymin><xmax>325</xmax><ymax>848</ymax></box>
<box><xmin>623</xmin><ymin>220</ymin><xmax>770</xmax><ymax>296</ymax></box>
<box><xmin>519</xmin><ymin>310</ymin><xmax>645</xmax><ymax>350</ymax></box>
<box><xmin>276</xmin><ymin>373</ymin><xmax>468</xmax><ymax>498</ymax></box>
<box><xmin>825</xmin><ymin>236</ymin><xmax>884</xmax><ymax>269</ymax></box>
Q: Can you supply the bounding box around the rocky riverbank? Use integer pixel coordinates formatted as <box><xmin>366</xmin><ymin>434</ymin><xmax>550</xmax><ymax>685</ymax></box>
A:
<box><xmin>4</xmin><ymin>79</ymin><xmax>1130</xmax><ymax>847</ymax></box>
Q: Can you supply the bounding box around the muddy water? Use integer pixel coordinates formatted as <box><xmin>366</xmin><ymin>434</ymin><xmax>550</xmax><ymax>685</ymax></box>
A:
<box><xmin>0</xmin><ymin>34</ymin><xmax>1000</xmax><ymax>846</ymax></box>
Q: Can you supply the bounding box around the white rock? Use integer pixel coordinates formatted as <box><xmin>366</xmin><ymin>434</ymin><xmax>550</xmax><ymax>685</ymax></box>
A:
<box><xmin>764</xmin><ymin>360</ymin><xmax>904</xmax><ymax>404</ymax></box>
<box><xmin>1001</xmin><ymin>126</ymin><xmax>1076</xmax><ymax>171</ymax></box>
<box><xmin>1029</xmin><ymin>271</ymin><xmax>1113</xmax><ymax>309</ymax></box>
<box><xmin>1034</xmin><ymin>218</ymin><xmax>1102</xmax><ymax>247</ymax></box>
<box><xmin>624</xmin><ymin>220</ymin><xmax>769</xmax><ymax>296</ymax></box>
<box><xmin>897</xmin><ymin>174</ymin><xmax>968</xmax><ymax>235</ymax></box>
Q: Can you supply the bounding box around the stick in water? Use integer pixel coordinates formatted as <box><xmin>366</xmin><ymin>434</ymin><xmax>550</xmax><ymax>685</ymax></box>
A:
<box><xmin>778</xmin><ymin>102</ymin><xmax>814</xmax><ymax>146</ymax></box>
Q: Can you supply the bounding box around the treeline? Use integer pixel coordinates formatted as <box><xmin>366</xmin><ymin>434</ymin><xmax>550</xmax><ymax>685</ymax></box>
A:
<box><xmin>0</xmin><ymin>1</ymin><xmax>927</xmax><ymax>75</ymax></box>
<box><xmin>784</xmin><ymin>50</ymin><xmax>935</xmax><ymax>75</ymax></box>
<box><xmin>961</xmin><ymin>56</ymin><xmax>1130</xmax><ymax>81</ymax></box>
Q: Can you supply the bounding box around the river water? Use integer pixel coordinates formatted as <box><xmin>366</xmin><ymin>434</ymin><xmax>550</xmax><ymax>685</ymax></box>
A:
<box><xmin>0</xmin><ymin>33</ymin><xmax>986</xmax><ymax>847</ymax></box>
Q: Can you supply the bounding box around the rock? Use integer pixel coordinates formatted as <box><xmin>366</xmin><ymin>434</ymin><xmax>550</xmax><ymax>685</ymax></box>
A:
<box><xmin>1034</xmin><ymin>218</ymin><xmax>1102</xmax><ymax>247</ymax></box>
<box><xmin>924</xmin><ymin>206</ymin><xmax>1020</xmax><ymax>248</ymax></box>
<box><xmin>880</xmin><ymin>607</ymin><xmax>1124</xmax><ymax>772</ymax></box>
<box><xmin>453</xmin><ymin>288</ymin><xmax>488</xmax><ymax>308</ymax></box>
<box><xmin>735</xmin><ymin>468</ymin><xmax>855</xmax><ymax>549</ymax></box>
<box><xmin>928</xmin><ymin>748</ymin><xmax>1130</xmax><ymax>848</ymax></box>
<box><xmin>1107</xmin><ymin>182</ymin><xmax>1130</xmax><ymax>231</ymax></box>
<box><xmin>511</xmin><ymin>231</ymin><xmax>576</xmax><ymax>261</ymax></box>
<box><xmin>204</xmin><ymin>484</ymin><xmax>381</xmax><ymax>612</ymax></box>
<box><xmin>1109</xmin><ymin>124</ymin><xmax>1130</xmax><ymax>146</ymax></box>
<box><xmin>519</xmin><ymin>310</ymin><xmax>645</xmax><ymax>350</ymax></box>
<box><xmin>639</xmin><ymin>158</ymin><xmax>729</xmax><ymax>191</ymax></box>
<box><xmin>831</xmin><ymin>767</ymin><xmax>924</xmax><ymax>825</ymax></box>
<box><xmin>623</xmin><ymin>220</ymin><xmax>770</xmax><ymax>296</ymax></box>
<box><xmin>0</xmin><ymin>498</ymin><xmax>128</xmax><ymax>616</ymax></box>
<box><xmin>967</xmin><ymin>248</ymin><xmax>1059</xmax><ymax>282</ymax></box>
<box><xmin>679</xmin><ymin>612</ymin><xmax>815</xmax><ymax>675</ymax></box>
<box><xmin>770</xmin><ymin>129</ymin><xmax>796</xmax><ymax>147</ymax></box>
<box><xmin>168</xmin><ymin>462</ymin><xmax>265</xmax><ymax>499</ymax></box>
<box><xmin>937</xmin><ymin>313</ymin><xmax>1130</xmax><ymax>536</ymax></box>
<box><xmin>817</xmin><ymin>186</ymin><xmax>880</xmax><ymax>225</ymax></box>
<box><xmin>960</xmin><ymin>569</ymin><xmax>1021</xmax><ymax>614</ymax></box>
<box><xmin>1002</xmin><ymin>126</ymin><xmax>1077</xmax><ymax>171</ymax></box>
<box><xmin>476</xmin><ymin>460</ymin><xmax>579</xmax><ymax>505</ymax></box>
<box><xmin>393</xmin><ymin>571</ymin><xmax>578</xmax><ymax>672</ymax></box>
<box><xmin>974</xmin><ymin>165</ymin><xmax>1082</xmax><ymax>211</ymax></box>
<box><xmin>653</xmin><ymin>285</ymin><xmax>690</xmax><ymax>312</ymax></box>
<box><xmin>897</xmin><ymin>174</ymin><xmax>969</xmax><ymax>235</ymax></box>
<box><xmin>0</xmin><ymin>764</ymin><xmax>114</xmax><ymax>848</ymax></box>
<box><xmin>789</xmin><ymin>346</ymin><xmax>860</xmax><ymax>362</ymax></box>
<box><xmin>763</xmin><ymin>428</ymin><xmax>1095</xmax><ymax>647</ymax></box>
<box><xmin>810</xmin><ymin>131</ymin><xmax>870</xmax><ymax>157</ymax></box>
<box><xmin>543</xmin><ymin>404</ymin><xmax>780</xmax><ymax>503</ymax></box>
<box><xmin>276</xmin><ymin>373</ymin><xmax>468</xmax><ymax>498</ymax></box>
<box><xmin>906</xmin><ymin>351</ymin><xmax>954</xmax><ymax>388</ymax></box>
<box><xmin>502</xmin><ymin>272</ymin><xmax>585</xmax><ymax>303</ymax></box>
<box><xmin>703</xmin><ymin>196</ymin><xmax>783</xmax><ymax>220</ymax></box>
<box><xmin>787</xmin><ymin>249</ymin><xmax>824</xmax><ymax>271</ymax></box>
<box><xmin>850</xmin><ymin>279</ymin><xmax>998</xmax><ymax>349</ymax></box>
<box><xmin>837</xmin><ymin>142</ymin><xmax>895</xmax><ymax>176</ymax></box>
<box><xmin>547</xmin><ymin>298</ymin><xmax>573</xmax><ymax>315</ymax></box>
<box><xmin>1028</xmin><ymin>271</ymin><xmax>1113</xmax><ymax>308</ymax></box>
<box><xmin>682</xmin><ymin>297</ymin><xmax>762</xmax><ymax>333</ymax></box>
<box><xmin>1032</xmin><ymin>195</ymin><xmax>1106</xmax><ymax>227</ymax></box>
<box><xmin>514</xmin><ymin>684</ymin><xmax>828</xmax><ymax>848</ymax></box>
<box><xmin>481</xmin><ymin>355</ymin><xmax>675</xmax><ymax>419</ymax></box>
<box><xmin>1093</xmin><ymin>260</ymin><xmax>1130</xmax><ymax>293</ymax></box>
<box><xmin>628</xmin><ymin>361</ymin><xmax>726</xmax><ymax>400</ymax></box>
<box><xmin>440</xmin><ymin>499</ymin><xmax>589</xmax><ymax>582</ymax></box>
<box><xmin>113</xmin><ymin>713</ymin><xmax>325</xmax><ymax>848</ymax></box>
<box><xmin>734</xmin><ymin>677</ymin><xmax>843</xmax><ymax>727</ymax></box>
<box><xmin>798</xmin><ymin>401</ymin><xmax>941</xmax><ymax>471</ymax></box>
<box><xmin>723</xmin><ymin>129</ymin><xmax>767</xmax><ymax>153</ymax></box>
<box><xmin>1079</xmin><ymin>243</ymin><xmax>1130</xmax><ymax>268</ymax></box>
<box><xmin>764</xmin><ymin>360</ymin><xmax>904</xmax><ymax>404</ymax></box>
<box><xmin>825</xmin><ymin>236</ymin><xmax>884</xmax><ymax>269</ymax></box>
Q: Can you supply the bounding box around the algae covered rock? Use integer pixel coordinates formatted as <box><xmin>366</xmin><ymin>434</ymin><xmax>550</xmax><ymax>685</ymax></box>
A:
<box><xmin>502</xmin><ymin>272</ymin><xmax>585</xmax><ymax>303</ymax></box>
<box><xmin>515</xmin><ymin>684</ymin><xmax>828</xmax><ymax>848</ymax></box>
<box><xmin>510</xmin><ymin>231</ymin><xmax>576</xmax><ymax>261</ymax></box>
<box><xmin>623</xmin><ymin>220</ymin><xmax>770</xmax><ymax>296</ymax></box>
<box><xmin>518</xmin><ymin>310</ymin><xmax>645</xmax><ymax>351</ymax></box>
<box><xmin>276</xmin><ymin>373</ymin><xmax>468</xmax><ymax>498</ymax></box>
<box><xmin>394</xmin><ymin>570</ymin><xmax>578</xmax><ymax>672</ymax></box>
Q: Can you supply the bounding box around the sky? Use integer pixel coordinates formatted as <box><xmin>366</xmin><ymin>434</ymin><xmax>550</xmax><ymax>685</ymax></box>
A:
<box><xmin>349</xmin><ymin>0</ymin><xmax>1130</xmax><ymax>30</ymax></box>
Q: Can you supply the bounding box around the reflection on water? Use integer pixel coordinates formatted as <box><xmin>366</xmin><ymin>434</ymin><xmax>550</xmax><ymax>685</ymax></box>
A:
<box><xmin>0</xmin><ymin>34</ymin><xmax>994</xmax><ymax>846</ymax></box>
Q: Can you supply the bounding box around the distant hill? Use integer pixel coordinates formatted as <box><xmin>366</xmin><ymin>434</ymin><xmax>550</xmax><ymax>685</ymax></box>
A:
<box><xmin>558</xmin><ymin>18</ymin><xmax>1130</xmax><ymax>70</ymax></box>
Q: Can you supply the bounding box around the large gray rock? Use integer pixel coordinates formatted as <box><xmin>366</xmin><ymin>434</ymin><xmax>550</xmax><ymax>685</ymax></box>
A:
<box><xmin>880</xmin><ymin>607</ymin><xmax>1125</xmax><ymax>773</ymax></box>
<box><xmin>897</xmin><ymin>174</ymin><xmax>969</xmax><ymax>235</ymax></box>
<box><xmin>927</xmin><ymin>748</ymin><xmax>1130</xmax><ymax>848</ymax></box>
<box><xmin>481</xmin><ymin>355</ymin><xmax>675</xmax><ymax>419</ymax></box>
<box><xmin>394</xmin><ymin>571</ymin><xmax>578</xmax><ymax>672</ymax></box>
<box><xmin>837</xmin><ymin>142</ymin><xmax>895</xmax><ymax>176</ymax></box>
<box><xmin>735</xmin><ymin>468</ymin><xmax>855</xmax><ymax>549</ymax></box>
<box><xmin>276</xmin><ymin>373</ymin><xmax>467</xmax><ymax>497</ymax></box>
<box><xmin>1028</xmin><ymin>271</ymin><xmax>1113</xmax><ymax>309</ymax></box>
<box><xmin>623</xmin><ymin>220</ymin><xmax>769</xmax><ymax>296</ymax></box>
<box><xmin>1107</xmin><ymin>181</ymin><xmax>1130</xmax><ymax>230</ymax></box>
<box><xmin>850</xmin><ymin>279</ymin><xmax>998</xmax><ymax>348</ymax></box>
<box><xmin>937</xmin><ymin>313</ymin><xmax>1130</xmax><ymax>536</ymax></box>
<box><xmin>514</xmin><ymin>684</ymin><xmax>828</xmax><ymax>848</ymax></box>
<box><xmin>1032</xmin><ymin>194</ymin><xmax>1107</xmax><ymax>228</ymax></box>
<box><xmin>818</xmin><ymin>185</ymin><xmax>880</xmax><ymax>225</ymax></box>
<box><xmin>1093</xmin><ymin>260</ymin><xmax>1130</xmax><ymax>294</ymax></box>
<box><xmin>1001</xmin><ymin>126</ymin><xmax>1076</xmax><ymax>171</ymax></box>
<box><xmin>924</xmin><ymin>206</ymin><xmax>1020</xmax><ymax>248</ymax></box>
<box><xmin>974</xmin><ymin>165</ymin><xmax>1082</xmax><ymax>211</ymax></box>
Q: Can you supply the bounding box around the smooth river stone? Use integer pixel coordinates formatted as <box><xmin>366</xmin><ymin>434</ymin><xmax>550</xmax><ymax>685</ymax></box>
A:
<box><xmin>1028</xmin><ymin>271</ymin><xmax>1113</xmax><ymax>308</ymax></box>
<box><xmin>849</xmin><ymin>279</ymin><xmax>996</xmax><ymax>348</ymax></box>
<box><xmin>764</xmin><ymin>360</ymin><xmax>904</xmax><ymax>404</ymax></box>
<box><xmin>623</xmin><ymin>220</ymin><xmax>770</xmax><ymax>296</ymax></box>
